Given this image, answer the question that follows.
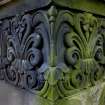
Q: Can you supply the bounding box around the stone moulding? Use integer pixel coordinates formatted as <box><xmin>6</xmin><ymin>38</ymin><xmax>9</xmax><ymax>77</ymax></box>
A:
<box><xmin>0</xmin><ymin>0</ymin><xmax>11</xmax><ymax>6</ymax></box>
<box><xmin>0</xmin><ymin>0</ymin><xmax>105</xmax><ymax>19</ymax></box>
<box><xmin>0</xmin><ymin>0</ymin><xmax>105</xmax><ymax>105</ymax></box>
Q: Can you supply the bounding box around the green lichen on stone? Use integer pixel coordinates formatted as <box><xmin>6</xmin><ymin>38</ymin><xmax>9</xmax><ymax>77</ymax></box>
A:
<box><xmin>38</xmin><ymin>9</ymin><xmax>105</xmax><ymax>104</ymax></box>
<box><xmin>37</xmin><ymin>82</ymin><xmax>105</xmax><ymax>105</ymax></box>
<box><xmin>99</xmin><ymin>85</ymin><xmax>105</xmax><ymax>105</ymax></box>
<box><xmin>53</xmin><ymin>0</ymin><xmax>105</xmax><ymax>16</ymax></box>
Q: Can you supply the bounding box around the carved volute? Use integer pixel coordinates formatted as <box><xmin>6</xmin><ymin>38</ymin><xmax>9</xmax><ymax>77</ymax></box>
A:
<box><xmin>0</xmin><ymin>0</ymin><xmax>105</xmax><ymax>105</ymax></box>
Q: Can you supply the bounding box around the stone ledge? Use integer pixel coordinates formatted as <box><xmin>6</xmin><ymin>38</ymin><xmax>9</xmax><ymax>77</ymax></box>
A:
<box><xmin>54</xmin><ymin>0</ymin><xmax>105</xmax><ymax>16</ymax></box>
<box><xmin>0</xmin><ymin>0</ymin><xmax>105</xmax><ymax>19</ymax></box>
<box><xmin>0</xmin><ymin>0</ymin><xmax>51</xmax><ymax>19</ymax></box>
<box><xmin>36</xmin><ymin>82</ymin><xmax>105</xmax><ymax>105</ymax></box>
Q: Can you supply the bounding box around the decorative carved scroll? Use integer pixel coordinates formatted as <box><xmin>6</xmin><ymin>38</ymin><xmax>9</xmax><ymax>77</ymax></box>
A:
<box><xmin>38</xmin><ymin>10</ymin><xmax>105</xmax><ymax>101</ymax></box>
<box><xmin>0</xmin><ymin>12</ymin><xmax>50</xmax><ymax>90</ymax></box>
<box><xmin>0</xmin><ymin>3</ymin><xmax>105</xmax><ymax>104</ymax></box>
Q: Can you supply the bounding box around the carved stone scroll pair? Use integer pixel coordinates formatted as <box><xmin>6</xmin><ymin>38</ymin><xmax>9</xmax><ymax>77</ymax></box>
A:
<box><xmin>0</xmin><ymin>5</ymin><xmax>105</xmax><ymax>105</ymax></box>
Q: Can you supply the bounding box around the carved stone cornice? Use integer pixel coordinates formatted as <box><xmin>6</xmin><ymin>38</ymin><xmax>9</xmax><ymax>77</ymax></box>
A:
<box><xmin>0</xmin><ymin>0</ymin><xmax>105</xmax><ymax>105</ymax></box>
<box><xmin>0</xmin><ymin>0</ymin><xmax>105</xmax><ymax>19</ymax></box>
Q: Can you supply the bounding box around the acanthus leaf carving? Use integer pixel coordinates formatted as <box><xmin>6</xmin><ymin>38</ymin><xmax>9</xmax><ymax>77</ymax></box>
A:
<box><xmin>0</xmin><ymin>5</ymin><xmax>105</xmax><ymax>103</ymax></box>
<box><xmin>4</xmin><ymin>12</ymin><xmax>50</xmax><ymax>90</ymax></box>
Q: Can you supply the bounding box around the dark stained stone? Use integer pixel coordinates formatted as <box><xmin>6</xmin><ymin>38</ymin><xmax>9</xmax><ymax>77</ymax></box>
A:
<box><xmin>0</xmin><ymin>0</ymin><xmax>51</xmax><ymax>19</ymax></box>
